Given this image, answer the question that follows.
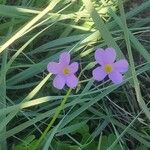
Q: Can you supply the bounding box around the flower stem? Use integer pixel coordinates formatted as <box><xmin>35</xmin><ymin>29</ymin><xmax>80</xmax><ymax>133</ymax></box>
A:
<box><xmin>34</xmin><ymin>88</ymin><xmax>72</xmax><ymax>149</ymax></box>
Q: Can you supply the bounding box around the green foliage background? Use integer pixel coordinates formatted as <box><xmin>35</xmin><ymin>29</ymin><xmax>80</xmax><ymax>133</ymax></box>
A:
<box><xmin>0</xmin><ymin>0</ymin><xmax>150</xmax><ymax>149</ymax></box>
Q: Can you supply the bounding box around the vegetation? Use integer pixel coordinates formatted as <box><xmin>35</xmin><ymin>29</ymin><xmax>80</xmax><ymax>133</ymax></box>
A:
<box><xmin>0</xmin><ymin>0</ymin><xmax>150</xmax><ymax>149</ymax></box>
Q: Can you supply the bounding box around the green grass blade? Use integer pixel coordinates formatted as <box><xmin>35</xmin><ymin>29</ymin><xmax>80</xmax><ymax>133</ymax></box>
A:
<box><xmin>0</xmin><ymin>0</ymin><xmax>60</xmax><ymax>54</ymax></box>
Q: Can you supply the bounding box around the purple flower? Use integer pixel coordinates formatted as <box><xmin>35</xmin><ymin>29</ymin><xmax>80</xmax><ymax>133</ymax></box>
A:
<box><xmin>92</xmin><ymin>48</ymin><xmax>129</xmax><ymax>84</ymax></box>
<box><xmin>47</xmin><ymin>52</ymin><xmax>79</xmax><ymax>89</ymax></box>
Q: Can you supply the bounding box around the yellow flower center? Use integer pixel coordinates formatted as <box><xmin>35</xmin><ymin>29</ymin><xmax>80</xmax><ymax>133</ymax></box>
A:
<box><xmin>63</xmin><ymin>67</ymin><xmax>70</xmax><ymax>75</ymax></box>
<box><xmin>104</xmin><ymin>64</ymin><xmax>113</xmax><ymax>73</ymax></box>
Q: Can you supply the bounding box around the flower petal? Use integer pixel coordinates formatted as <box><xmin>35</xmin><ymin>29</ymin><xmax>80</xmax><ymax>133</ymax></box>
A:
<box><xmin>69</xmin><ymin>62</ymin><xmax>79</xmax><ymax>74</ymax></box>
<box><xmin>92</xmin><ymin>67</ymin><xmax>107</xmax><ymax>81</ymax></box>
<box><xmin>47</xmin><ymin>62</ymin><xmax>61</xmax><ymax>74</ymax></box>
<box><xmin>59</xmin><ymin>52</ymin><xmax>70</xmax><ymax>65</ymax></box>
<box><xmin>95</xmin><ymin>48</ymin><xmax>105</xmax><ymax>65</ymax></box>
<box><xmin>113</xmin><ymin>59</ymin><xmax>128</xmax><ymax>73</ymax></box>
<box><xmin>53</xmin><ymin>75</ymin><xmax>65</xmax><ymax>89</ymax></box>
<box><xmin>108</xmin><ymin>71</ymin><xmax>123</xmax><ymax>84</ymax></box>
<box><xmin>66</xmin><ymin>74</ymin><xmax>78</xmax><ymax>88</ymax></box>
<box><xmin>104</xmin><ymin>47</ymin><xmax>116</xmax><ymax>64</ymax></box>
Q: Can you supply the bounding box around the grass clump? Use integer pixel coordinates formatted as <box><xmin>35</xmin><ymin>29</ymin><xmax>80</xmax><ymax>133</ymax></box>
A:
<box><xmin>0</xmin><ymin>0</ymin><xmax>150</xmax><ymax>149</ymax></box>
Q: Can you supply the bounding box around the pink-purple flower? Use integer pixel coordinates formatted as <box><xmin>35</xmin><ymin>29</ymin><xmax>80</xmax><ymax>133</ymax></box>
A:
<box><xmin>47</xmin><ymin>52</ymin><xmax>79</xmax><ymax>89</ymax></box>
<box><xmin>92</xmin><ymin>47</ymin><xmax>129</xmax><ymax>84</ymax></box>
